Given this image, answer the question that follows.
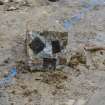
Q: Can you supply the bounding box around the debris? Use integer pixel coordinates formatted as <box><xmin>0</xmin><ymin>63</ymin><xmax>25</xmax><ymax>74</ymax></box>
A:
<box><xmin>18</xmin><ymin>0</ymin><xmax>30</xmax><ymax>7</ymax></box>
<box><xmin>11</xmin><ymin>103</ymin><xmax>14</xmax><ymax>105</ymax></box>
<box><xmin>2</xmin><ymin>0</ymin><xmax>30</xmax><ymax>11</ymax></box>
<box><xmin>20</xmin><ymin>85</ymin><xmax>27</xmax><ymax>89</ymax></box>
<box><xmin>43</xmin><ymin>58</ymin><xmax>56</xmax><ymax>70</ymax></box>
<box><xmin>26</xmin><ymin>31</ymin><xmax>68</xmax><ymax>71</ymax></box>
<box><xmin>0</xmin><ymin>0</ymin><xmax>10</xmax><ymax>4</ymax></box>
<box><xmin>5</xmin><ymin>5</ymin><xmax>19</xmax><ymax>11</ymax></box>
<box><xmin>58</xmin><ymin>57</ymin><xmax>67</xmax><ymax>65</ymax></box>
<box><xmin>16</xmin><ymin>60</ymin><xmax>29</xmax><ymax>73</ymax></box>
<box><xmin>41</xmin><ymin>71</ymin><xmax>68</xmax><ymax>85</ymax></box>
<box><xmin>0</xmin><ymin>68</ymin><xmax>17</xmax><ymax>88</ymax></box>
<box><xmin>84</xmin><ymin>44</ymin><xmax>105</xmax><ymax>51</ymax></box>
<box><xmin>52</xmin><ymin>90</ymin><xmax>57</xmax><ymax>95</ymax></box>
<box><xmin>84</xmin><ymin>33</ymin><xmax>105</xmax><ymax>51</ymax></box>
<box><xmin>22</xmin><ymin>89</ymin><xmax>38</xmax><ymax>97</ymax></box>
<box><xmin>55</xmin><ymin>83</ymin><xmax>64</xmax><ymax>89</ymax></box>
<box><xmin>83</xmin><ymin>44</ymin><xmax>105</xmax><ymax>69</ymax></box>
<box><xmin>68</xmin><ymin>52</ymin><xmax>86</xmax><ymax>68</ymax></box>
<box><xmin>3</xmin><ymin>57</ymin><xmax>10</xmax><ymax>64</ymax></box>
<box><xmin>11</xmin><ymin>90</ymin><xmax>16</xmax><ymax>94</ymax></box>
<box><xmin>23</xmin><ymin>89</ymin><xmax>33</xmax><ymax>97</ymax></box>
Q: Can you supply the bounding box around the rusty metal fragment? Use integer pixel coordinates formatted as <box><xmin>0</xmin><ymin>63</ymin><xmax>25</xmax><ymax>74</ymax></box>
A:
<box><xmin>26</xmin><ymin>31</ymin><xmax>68</xmax><ymax>71</ymax></box>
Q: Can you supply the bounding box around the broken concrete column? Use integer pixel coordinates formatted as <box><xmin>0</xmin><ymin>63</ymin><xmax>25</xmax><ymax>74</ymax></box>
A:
<box><xmin>26</xmin><ymin>30</ymin><xmax>68</xmax><ymax>71</ymax></box>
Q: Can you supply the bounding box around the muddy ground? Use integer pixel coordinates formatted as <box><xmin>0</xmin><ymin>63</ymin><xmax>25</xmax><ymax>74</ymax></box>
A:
<box><xmin>0</xmin><ymin>0</ymin><xmax>105</xmax><ymax>105</ymax></box>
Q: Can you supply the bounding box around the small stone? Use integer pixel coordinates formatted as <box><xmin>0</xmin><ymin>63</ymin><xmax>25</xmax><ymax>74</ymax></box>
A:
<box><xmin>56</xmin><ymin>84</ymin><xmax>64</xmax><ymax>89</ymax></box>
<box><xmin>20</xmin><ymin>85</ymin><xmax>27</xmax><ymax>89</ymax></box>
<box><xmin>52</xmin><ymin>90</ymin><xmax>57</xmax><ymax>95</ymax></box>
<box><xmin>59</xmin><ymin>57</ymin><xmax>67</xmax><ymax>65</ymax></box>
<box><xmin>4</xmin><ymin>58</ymin><xmax>9</xmax><ymax>64</ymax></box>
<box><xmin>11</xmin><ymin>90</ymin><xmax>16</xmax><ymax>94</ymax></box>
<box><xmin>6</xmin><ymin>6</ymin><xmax>18</xmax><ymax>11</ymax></box>
<box><xmin>23</xmin><ymin>90</ymin><xmax>32</xmax><ymax>97</ymax></box>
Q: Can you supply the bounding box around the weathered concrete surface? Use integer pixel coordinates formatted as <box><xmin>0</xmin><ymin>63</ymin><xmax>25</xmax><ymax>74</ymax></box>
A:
<box><xmin>86</xmin><ymin>71</ymin><xmax>105</xmax><ymax>105</ymax></box>
<box><xmin>87</xmin><ymin>89</ymin><xmax>105</xmax><ymax>105</ymax></box>
<box><xmin>0</xmin><ymin>91</ymin><xmax>9</xmax><ymax>105</ymax></box>
<box><xmin>0</xmin><ymin>0</ymin><xmax>105</xmax><ymax>105</ymax></box>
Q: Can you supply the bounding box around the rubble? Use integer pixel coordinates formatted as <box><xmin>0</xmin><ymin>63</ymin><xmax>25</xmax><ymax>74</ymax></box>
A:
<box><xmin>0</xmin><ymin>68</ymin><xmax>17</xmax><ymax>88</ymax></box>
<box><xmin>40</xmin><ymin>71</ymin><xmax>68</xmax><ymax>85</ymax></box>
<box><xmin>84</xmin><ymin>44</ymin><xmax>105</xmax><ymax>51</ymax></box>
<box><xmin>26</xmin><ymin>30</ymin><xmax>68</xmax><ymax>71</ymax></box>
<box><xmin>67</xmin><ymin>39</ymin><xmax>105</xmax><ymax>69</ymax></box>
<box><xmin>68</xmin><ymin>52</ymin><xmax>86</xmax><ymax>68</ymax></box>
<box><xmin>0</xmin><ymin>0</ymin><xmax>30</xmax><ymax>11</ymax></box>
<box><xmin>0</xmin><ymin>0</ymin><xmax>105</xmax><ymax>104</ymax></box>
<box><xmin>6</xmin><ymin>5</ymin><xmax>18</xmax><ymax>11</ymax></box>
